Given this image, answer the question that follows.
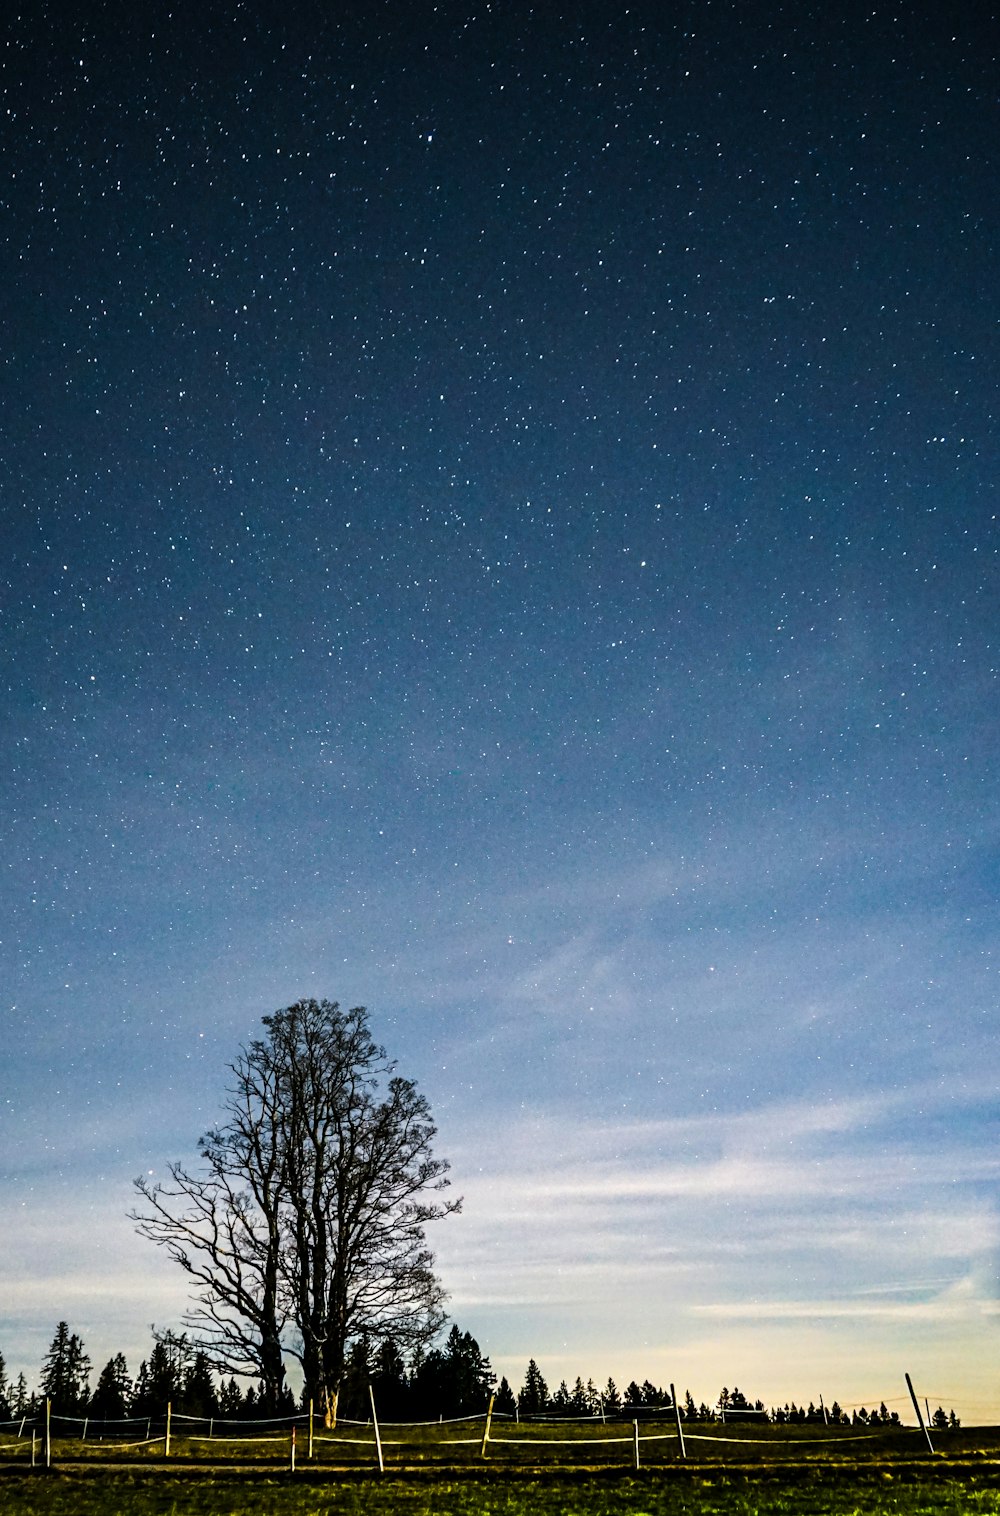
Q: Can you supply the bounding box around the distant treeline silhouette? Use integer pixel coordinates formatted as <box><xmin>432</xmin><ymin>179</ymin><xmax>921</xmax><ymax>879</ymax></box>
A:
<box><xmin>0</xmin><ymin>1321</ymin><xmax>961</xmax><ymax>1431</ymax></box>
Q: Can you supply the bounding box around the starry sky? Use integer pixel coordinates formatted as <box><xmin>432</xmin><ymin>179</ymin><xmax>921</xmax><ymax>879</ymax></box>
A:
<box><xmin>2</xmin><ymin>0</ymin><xmax>997</xmax><ymax>1421</ymax></box>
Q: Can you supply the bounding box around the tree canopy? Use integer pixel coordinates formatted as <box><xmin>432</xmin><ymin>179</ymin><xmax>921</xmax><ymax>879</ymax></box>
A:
<box><xmin>133</xmin><ymin>998</ymin><xmax>459</xmax><ymax>1421</ymax></box>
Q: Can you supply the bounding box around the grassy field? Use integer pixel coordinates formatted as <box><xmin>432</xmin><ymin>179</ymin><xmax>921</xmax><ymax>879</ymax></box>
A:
<box><xmin>3</xmin><ymin>1422</ymin><xmax>998</xmax><ymax>1514</ymax></box>
<box><xmin>2</xmin><ymin>1466</ymin><xmax>1000</xmax><ymax>1516</ymax></box>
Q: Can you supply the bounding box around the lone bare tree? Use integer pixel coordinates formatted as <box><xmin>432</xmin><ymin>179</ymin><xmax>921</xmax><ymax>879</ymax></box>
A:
<box><xmin>133</xmin><ymin>999</ymin><xmax>459</xmax><ymax>1421</ymax></box>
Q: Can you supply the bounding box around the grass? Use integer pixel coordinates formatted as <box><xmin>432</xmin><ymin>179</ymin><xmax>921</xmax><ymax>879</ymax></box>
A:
<box><xmin>2</xmin><ymin>1423</ymin><xmax>998</xmax><ymax>1515</ymax></box>
<box><xmin>2</xmin><ymin>1467</ymin><xmax>1000</xmax><ymax>1516</ymax></box>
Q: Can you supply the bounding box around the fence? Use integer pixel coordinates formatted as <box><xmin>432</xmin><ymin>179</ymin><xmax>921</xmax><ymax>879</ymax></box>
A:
<box><xmin>0</xmin><ymin>1379</ymin><xmax>989</xmax><ymax>1474</ymax></box>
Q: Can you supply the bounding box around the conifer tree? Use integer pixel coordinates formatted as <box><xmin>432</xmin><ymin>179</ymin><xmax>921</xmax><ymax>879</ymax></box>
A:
<box><xmin>90</xmin><ymin>1355</ymin><xmax>132</xmax><ymax>1420</ymax></box>
<box><xmin>39</xmin><ymin>1323</ymin><xmax>91</xmax><ymax>1417</ymax></box>
<box><xmin>11</xmin><ymin>1375</ymin><xmax>31</xmax><ymax>1418</ymax></box>
<box><xmin>132</xmin><ymin>1331</ymin><xmax>190</xmax><ymax>1416</ymax></box>
<box><xmin>519</xmin><ymin>1359</ymin><xmax>548</xmax><ymax>1415</ymax></box>
<box><xmin>219</xmin><ymin>1377</ymin><xmax>244</xmax><ymax>1416</ymax></box>
<box><xmin>441</xmin><ymin>1326</ymin><xmax>495</xmax><ymax>1415</ymax></box>
<box><xmin>183</xmin><ymin>1351</ymin><xmax>219</xmax><ymax>1417</ymax></box>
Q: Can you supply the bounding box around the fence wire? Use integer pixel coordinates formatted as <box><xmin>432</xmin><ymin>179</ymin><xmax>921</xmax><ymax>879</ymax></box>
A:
<box><xmin>0</xmin><ymin>1394</ymin><xmax>980</xmax><ymax>1474</ymax></box>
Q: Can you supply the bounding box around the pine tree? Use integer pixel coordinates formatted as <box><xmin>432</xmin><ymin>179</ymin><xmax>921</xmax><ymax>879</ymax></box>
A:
<box><xmin>408</xmin><ymin>1326</ymin><xmax>494</xmax><ymax>1418</ymax></box>
<box><xmin>442</xmin><ymin>1327</ymin><xmax>494</xmax><ymax>1416</ymax></box>
<box><xmin>519</xmin><ymin>1359</ymin><xmax>548</xmax><ymax>1416</ymax></box>
<box><xmin>182</xmin><ymin>1351</ymin><xmax>219</xmax><ymax>1418</ymax></box>
<box><xmin>371</xmin><ymin>1336</ymin><xmax>409</xmax><ymax>1419</ymax></box>
<box><xmin>603</xmin><ymin>1377</ymin><xmax>622</xmax><ymax>1413</ymax></box>
<box><xmin>494</xmin><ymin>1376</ymin><xmax>516</xmax><ymax>1416</ymax></box>
<box><xmin>338</xmin><ymin>1335</ymin><xmax>373</xmax><ymax>1420</ymax></box>
<box><xmin>39</xmin><ymin>1322</ymin><xmax>91</xmax><ymax>1417</ymax></box>
<box><xmin>90</xmin><ymin>1355</ymin><xmax>132</xmax><ymax>1420</ymax></box>
<box><xmin>219</xmin><ymin>1377</ymin><xmax>244</xmax><ymax>1416</ymax></box>
<box><xmin>11</xmin><ymin>1375</ymin><xmax>30</xmax><ymax>1418</ymax></box>
<box><xmin>132</xmin><ymin>1331</ymin><xmax>190</xmax><ymax>1416</ymax></box>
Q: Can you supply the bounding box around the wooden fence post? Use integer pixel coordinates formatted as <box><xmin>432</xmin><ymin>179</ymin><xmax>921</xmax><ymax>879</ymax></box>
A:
<box><xmin>633</xmin><ymin>1419</ymin><xmax>640</xmax><ymax>1469</ymax></box>
<box><xmin>480</xmin><ymin>1395</ymin><xmax>495</xmax><ymax>1458</ymax></box>
<box><xmin>308</xmin><ymin>1399</ymin><xmax>314</xmax><ymax>1459</ymax></box>
<box><xmin>905</xmin><ymin>1373</ymin><xmax>934</xmax><ymax>1454</ymax></box>
<box><xmin>670</xmin><ymin>1383</ymin><xmax>686</xmax><ymax>1459</ymax></box>
<box><xmin>45</xmin><ymin>1399</ymin><xmax>51</xmax><ymax>1468</ymax></box>
<box><xmin>165</xmin><ymin>1401</ymin><xmax>172</xmax><ymax>1458</ymax></box>
<box><xmin>369</xmin><ymin>1386</ymin><xmax>384</xmax><ymax>1474</ymax></box>
<box><xmin>290</xmin><ymin>1425</ymin><xmax>296</xmax><ymax>1472</ymax></box>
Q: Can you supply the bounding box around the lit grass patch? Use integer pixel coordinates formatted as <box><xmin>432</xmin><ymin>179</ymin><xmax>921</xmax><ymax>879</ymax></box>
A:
<box><xmin>1</xmin><ymin>1470</ymin><xmax>1000</xmax><ymax>1516</ymax></box>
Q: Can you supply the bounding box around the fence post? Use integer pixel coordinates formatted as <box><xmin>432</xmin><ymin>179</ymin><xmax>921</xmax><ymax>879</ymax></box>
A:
<box><xmin>308</xmin><ymin>1399</ymin><xmax>314</xmax><ymax>1459</ymax></box>
<box><xmin>165</xmin><ymin>1401</ymin><xmax>172</xmax><ymax>1458</ymax></box>
<box><xmin>31</xmin><ymin>1431</ymin><xmax>37</xmax><ymax>1467</ymax></box>
<box><xmin>905</xmin><ymin>1373</ymin><xmax>934</xmax><ymax>1454</ymax></box>
<box><xmin>480</xmin><ymin>1395</ymin><xmax>495</xmax><ymax>1459</ymax></box>
<box><xmin>369</xmin><ymin>1386</ymin><xmax>384</xmax><ymax>1474</ymax></box>
<box><xmin>670</xmin><ymin>1383</ymin><xmax>686</xmax><ymax>1460</ymax></box>
<box><xmin>633</xmin><ymin>1419</ymin><xmax>640</xmax><ymax>1469</ymax></box>
<box><xmin>290</xmin><ymin>1425</ymin><xmax>296</xmax><ymax>1472</ymax></box>
<box><xmin>45</xmin><ymin>1399</ymin><xmax>51</xmax><ymax>1468</ymax></box>
<box><xmin>81</xmin><ymin>1416</ymin><xmax>88</xmax><ymax>1442</ymax></box>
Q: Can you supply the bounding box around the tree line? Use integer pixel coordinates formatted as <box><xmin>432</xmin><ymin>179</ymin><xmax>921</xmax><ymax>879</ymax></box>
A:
<box><xmin>0</xmin><ymin>1326</ymin><xmax>961</xmax><ymax>1430</ymax></box>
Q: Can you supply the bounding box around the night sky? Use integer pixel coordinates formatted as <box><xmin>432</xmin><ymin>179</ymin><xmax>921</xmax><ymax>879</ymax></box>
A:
<box><xmin>3</xmin><ymin>0</ymin><xmax>997</xmax><ymax>1419</ymax></box>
